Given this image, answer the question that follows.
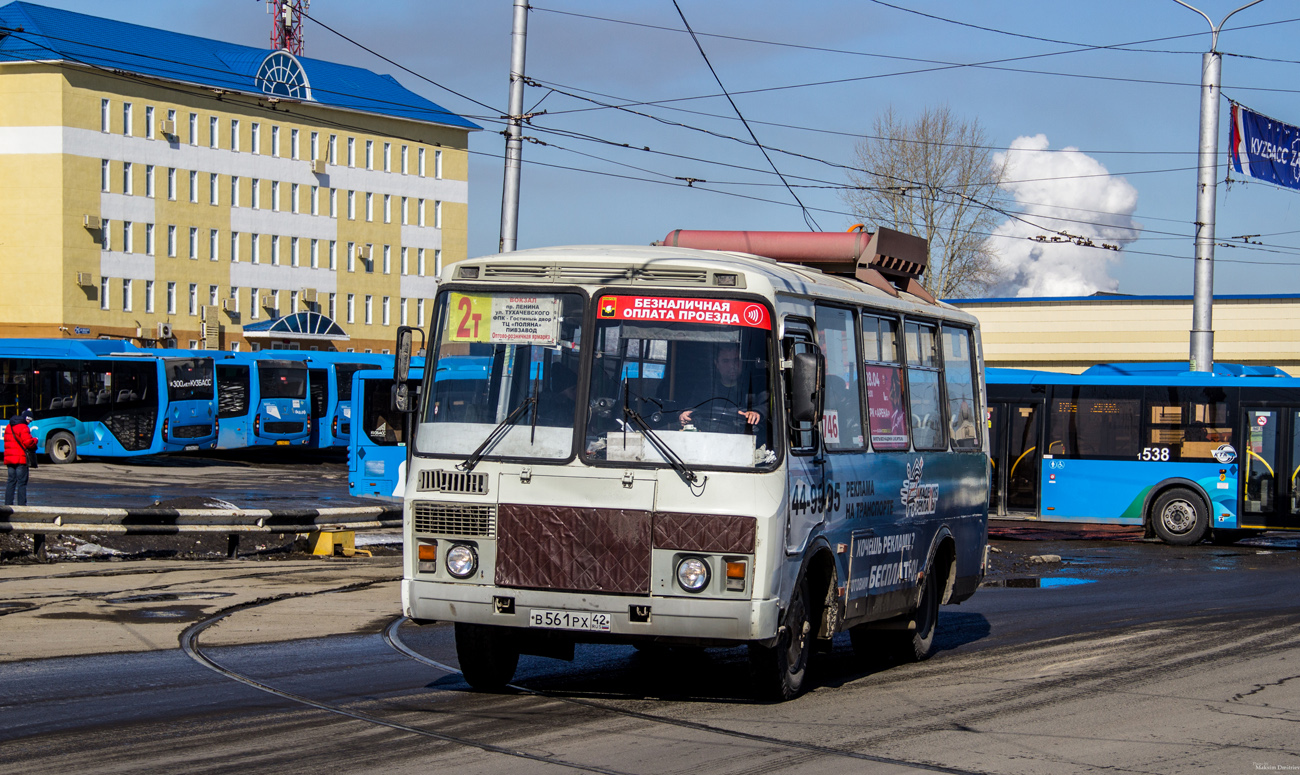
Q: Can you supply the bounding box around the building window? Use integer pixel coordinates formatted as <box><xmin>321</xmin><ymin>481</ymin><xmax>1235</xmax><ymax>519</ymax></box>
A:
<box><xmin>365</xmin><ymin>192</ymin><xmax>373</xmax><ymax>222</ymax></box>
<box><xmin>418</xmin><ymin>199</ymin><xmax>425</xmax><ymax>226</ymax></box>
<box><xmin>418</xmin><ymin>147</ymin><xmax>425</xmax><ymax>177</ymax></box>
<box><xmin>251</xmin><ymin>122</ymin><xmax>260</xmax><ymax>154</ymax></box>
<box><xmin>417</xmin><ymin>248</ymin><xmax>425</xmax><ymax>276</ymax></box>
<box><xmin>250</xmin><ymin>288</ymin><xmax>259</xmax><ymax>320</ymax></box>
<box><xmin>291</xmin><ymin>290</ymin><xmax>299</xmax><ymax>314</ymax></box>
<box><xmin>382</xmin><ymin>296</ymin><xmax>390</xmax><ymax>326</ymax></box>
<box><xmin>271</xmin><ymin>125</ymin><xmax>280</xmax><ymax>157</ymax></box>
<box><xmin>251</xmin><ymin>179</ymin><xmax>260</xmax><ymax>209</ymax></box>
<box><xmin>146</xmin><ymin>281</ymin><xmax>156</xmax><ymax>314</ymax></box>
<box><xmin>401</xmin><ymin>247</ymin><xmax>408</xmax><ymax>276</ymax></box>
<box><xmin>346</xmin><ymin>293</ymin><xmax>355</xmax><ymax>324</ymax></box>
<box><xmin>330</xmin><ymin>188</ymin><xmax>337</xmax><ymax>218</ymax></box>
<box><xmin>123</xmin><ymin>162</ymin><xmax>133</xmax><ymax>195</ymax></box>
<box><xmin>145</xmin><ymin>223</ymin><xmax>154</xmax><ymax>255</ymax></box>
<box><xmin>365</xmin><ymin>139</ymin><xmax>373</xmax><ymax>169</ymax></box>
<box><xmin>310</xmin><ymin>239</ymin><xmax>319</xmax><ymax>268</ymax></box>
<box><xmin>100</xmin><ymin>277</ymin><xmax>110</xmax><ymax>310</ymax></box>
<box><xmin>310</xmin><ymin>131</ymin><xmax>318</xmax><ymax>161</ymax></box>
<box><xmin>329</xmin><ymin>240</ymin><xmax>337</xmax><ymax>270</ymax></box>
<box><xmin>231</xmin><ymin>176</ymin><xmax>240</xmax><ymax>207</ymax></box>
<box><xmin>208</xmin><ymin>116</ymin><xmax>217</xmax><ymax>148</ymax></box>
<box><xmin>400</xmin><ymin>196</ymin><xmax>408</xmax><ymax>225</ymax></box>
<box><xmin>145</xmin><ymin>106</ymin><xmax>154</xmax><ymax>139</ymax></box>
<box><xmin>230</xmin><ymin>119</ymin><xmax>239</xmax><ymax>152</ymax></box>
<box><xmin>417</xmin><ymin>298</ymin><xmax>425</xmax><ymax>327</ymax></box>
<box><xmin>122</xmin><ymin>279</ymin><xmax>132</xmax><ymax>311</ymax></box>
<box><xmin>168</xmin><ymin>225</ymin><xmax>176</xmax><ymax>257</ymax></box>
<box><xmin>383</xmin><ymin>142</ymin><xmax>391</xmax><ymax>172</ymax></box>
<box><xmin>209</xmin><ymin>284</ymin><xmax>218</xmax><ymax>307</ymax></box>
<box><xmin>167</xmin><ymin>109</ymin><xmax>176</xmax><ymax>133</ymax></box>
<box><xmin>123</xmin><ymin>221</ymin><xmax>133</xmax><ymax>253</ymax></box>
<box><xmin>249</xmin><ymin>234</ymin><xmax>258</xmax><ymax>265</ymax></box>
<box><xmin>189</xmin><ymin>227</ymin><xmax>198</xmax><ymax>259</ymax></box>
<box><xmin>328</xmin><ymin>292</ymin><xmax>336</xmax><ymax>319</ymax></box>
<box><xmin>434</xmin><ymin>200</ymin><xmax>443</xmax><ymax>228</ymax></box>
<box><xmin>271</xmin><ymin>181</ymin><xmax>280</xmax><ymax>212</ymax></box>
<box><xmin>188</xmin><ymin>283</ymin><xmax>198</xmax><ymax>315</ymax></box>
<box><xmin>434</xmin><ymin>249</ymin><xmax>443</xmax><ymax>276</ymax></box>
<box><xmin>347</xmin><ymin>190</ymin><xmax>355</xmax><ymax>220</ymax></box>
<box><xmin>271</xmin><ymin>236</ymin><xmax>280</xmax><ymax>266</ymax></box>
<box><xmin>291</xmin><ymin>183</ymin><xmax>299</xmax><ymax>214</ymax></box>
<box><xmin>167</xmin><ymin>281</ymin><xmax>176</xmax><ymax>314</ymax></box>
<box><xmin>435</xmin><ymin>149</ymin><xmax>443</xmax><ymax>179</ymax></box>
<box><xmin>400</xmin><ymin>297</ymin><xmax>408</xmax><ymax>325</ymax></box>
<box><xmin>383</xmin><ymin>245</ymin><xmax>391</xmax><ymax>274</ymax></box>
<box><xmin>209</xmin><ymin>173</ymin><xmax>218</xmax><ymax>205</ymax></box>
<box><xmin>189</xmin><ymin>170</ymin><xmax>197</xmax><ymax>203</ymax></box>
<box><xmin>168</xmin><ymin>168</ymin><xmax>176</xmax><ymax>200</ymax></box>
<box><xmin>122</xmin><ymin>102</ymin><xmax>132</xmax><ymax>136</ymax></box>
<box><xmin>145</xmin><ymin>165</ymin><xmax>155</xmax><ymax>198</ymax></box>
<box><xmin>101</xmin><ymin>99</ymin><xmax>110</xmax><ymax>133</ymax></box>
<box><xmin>328</xmin><ymin>134</ymin><xmax>337</xmax><ymax>164</ymax></box>
<box><xmin>364</xmin><ymin>295</ymin><xmax>373</xmax><ymax>325</ymax></box>
<box><xmin>102</xmin><ymin>219</ymin><xmax>110</xmax><ymax>251</ymax></box>
<box><xmin>229</xmin><ymin>286</ymin><xmax>240</xmax><ymax>314</ymax></box>
<box><xmin>310</xmin><ymin>185</ymin><xmax>318</xmax><ymax>215</ymax></box>
<box><xmin>347</xmin><ymin>137</ymin><xmax>355</xmax><ymax>167</ymax></box>
<box><xmin>384</xmin><ymin>194</ymin><xmax>391</xmax><ymax>223</ymax></box>
<box><xmin>291</xmin><ymin>236</ymin><xmax>300</xmax><ymax>267</ymax></box>
<box><xmin>401</xmin><ymin>145</ymin><xmax>409</xmax><ymax>174</ymax></box>
<box><xmin>210</xmin><ymin>228</ymin><xmax>219</xmax><ymax>261</ymax></box>
<box><xmin>231</xmin><ymin>231</ymin><xmax>240</xmax><ymax>263</ymax></box>
<box><xmin>101</xmin><ymin>159</ymin><xmax>110</xmax><ymax>192</ymax></box>
<box><xmin>347</xmin><ymin>241</ymin><xmax>355</xmax><ymax>272</ymax></box>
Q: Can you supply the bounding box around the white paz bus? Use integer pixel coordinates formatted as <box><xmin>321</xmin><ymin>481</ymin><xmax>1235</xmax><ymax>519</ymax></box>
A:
<box><xmin>393</xmin><ymin>228</ymin><xmax>990</xmax><ymax>700</ymax></box>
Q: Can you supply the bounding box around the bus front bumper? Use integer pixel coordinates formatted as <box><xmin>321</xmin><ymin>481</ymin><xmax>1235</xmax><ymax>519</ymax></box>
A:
<box><xmin>404</xmin><ymin>579</ymin><xmax>780</xmax><ymax>643</ymax></box>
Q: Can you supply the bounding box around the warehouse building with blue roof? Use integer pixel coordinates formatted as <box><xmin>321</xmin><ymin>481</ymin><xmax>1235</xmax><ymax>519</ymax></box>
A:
<box><xmin>0</xmin><ymin>1</ymin><xmax>479</xmax><ymax>352</ymax></box>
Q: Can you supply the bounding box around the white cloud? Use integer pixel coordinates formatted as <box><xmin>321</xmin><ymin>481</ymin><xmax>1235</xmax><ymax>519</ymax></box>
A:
<box><xmin>986</xmin><ymin>134</ymin><xmax>1141</xmax><ymax>297</ymax></box>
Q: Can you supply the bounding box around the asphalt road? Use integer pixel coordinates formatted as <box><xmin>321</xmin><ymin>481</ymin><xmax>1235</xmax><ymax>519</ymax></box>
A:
<box><xmin>3</xmin><ymin>533</ymin><xmax>1298</xmax><ymax>774</ymax></box>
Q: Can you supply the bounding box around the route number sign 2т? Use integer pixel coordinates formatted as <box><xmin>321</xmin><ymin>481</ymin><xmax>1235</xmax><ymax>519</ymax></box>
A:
<box><xmin>447</xmin><ymin>294</ymin><xmax>561</xmax><ymax>346</ymax></box>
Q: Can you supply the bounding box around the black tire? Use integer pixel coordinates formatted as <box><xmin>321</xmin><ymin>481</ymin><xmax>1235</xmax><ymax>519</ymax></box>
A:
<box><xmin>748</xmin><ymin>576</ymin><xmax>812</xmax><ymax>701</ymax></box>
<box><xmin>454</xmin><ymin>623</ymin><xmax>519</xmax><ymax>691</ymax></box>
<box><xmin>46</xmin><ymin>431</ymin><xmax>77</xmax><ymax>464</ymax></box>
<box><xmin>882</xmin><ymin>567</ymin><xmax>941</xmax><ymax>663</ymax></box>
<box><xmin>1151</xmin><ymin>487</ymin><xmax>1209</xmax><ymax>546</ymax></box>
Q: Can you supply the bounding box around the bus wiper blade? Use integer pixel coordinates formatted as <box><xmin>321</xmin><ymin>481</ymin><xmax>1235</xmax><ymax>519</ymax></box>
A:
<box><xmin>623</xmin><ymin>407</ymin><xmax>699</xmax><ymax>486</ymax></box>
<box><xmin>458</xmin><ymin>397</ymin><xmax>535</xmax><ymax>473</ymax></box>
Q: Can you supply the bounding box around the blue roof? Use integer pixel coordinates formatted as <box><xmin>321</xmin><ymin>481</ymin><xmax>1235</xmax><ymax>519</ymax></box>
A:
<box><xmin>0</xmin><ymin>2</ymin><xmax>480</xmax><ymax>130</ymax></box>
<box><xmin>950</xmin><ymin>292</ymin><xmax>1300</xmax><ymax>305</ymax></box>
<box><xmin>986</xmin><ymin>365</ymin><xmax>1299</xmax><ymax>387</ymax></box>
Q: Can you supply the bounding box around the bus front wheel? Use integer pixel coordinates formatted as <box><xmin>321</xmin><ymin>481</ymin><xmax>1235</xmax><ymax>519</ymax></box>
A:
<box><xmin>1151</xmin><ymin>488</ymin><xmax>1208</xmax><ymax>546</ymax></box>
<box><xmin>748</xmin><ymin>576</ymin><xmax>811</xmax><ymax>701</ymax></box>
<box><xmin>454</xmin><ymin>623</ymin><xmax>519</xmax><ymax>691</ymax></box>
<box><xmin>46</xmin><ymin>432</ymin><xmax>77</xmax><ymax>464</ymax></box>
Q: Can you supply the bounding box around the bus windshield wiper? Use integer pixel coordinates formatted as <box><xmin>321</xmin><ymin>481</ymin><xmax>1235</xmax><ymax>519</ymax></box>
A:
<box><xmin>623</xmin><ymin>406</ymin><xmax>699</xmax><ymax>486</ymax></box>
<box><xmin>458</xmin><ymin>396</ymin><xmax>535</xmax><ymax>472</ymax></box>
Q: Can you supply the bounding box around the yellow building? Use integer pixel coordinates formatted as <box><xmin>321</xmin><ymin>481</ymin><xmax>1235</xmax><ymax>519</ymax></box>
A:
<box><xmin>951</xmin><ymin>292</ymin><xmax>1300</xmax><ymax>376</ymax></box>
<box><xmin>0</xmin><ymin>2</ymin><xmax>477</xmax><ymax>352</ymax></box>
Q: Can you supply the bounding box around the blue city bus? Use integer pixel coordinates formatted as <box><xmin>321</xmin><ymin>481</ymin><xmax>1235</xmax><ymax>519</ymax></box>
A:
<box><xmin>0</xmin><ymin>339</ymin><xmax>217</xmax><ymax>463</ymax></box>
<box><xmin>302</xmin><ymin>353</ymin><xmax>388</xmax><ymax>449</ymax></box>
<box><xmin>348</xmin><ymin>362</ymin><xmax>424</xmax><ymax>499</ymax></box>
<box><xmin>213</xmin><ymin>352</ymin><xmax>312</xmax><ymax>449</ymax></box>
<box><xmin>986</xmin><ymin>363</ymin><xmax>1300</xmax><ymax>544</ymax></box>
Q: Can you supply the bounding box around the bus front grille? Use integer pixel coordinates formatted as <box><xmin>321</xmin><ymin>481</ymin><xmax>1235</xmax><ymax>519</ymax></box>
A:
<box><xmin>418</xmin><ymin>469</ymin><xmax>489</xmax><ymax>495</ymax></box>
<box><xmin>263</xmin><ymin>421</ymin><xmax>304</xmax><ymax>434</ymax></box>
<box><xmin>412</xmin><ymin>502</ymin><xmax>497</xmax><ymax>537</ymax></box>
<box><xmin>172</xmin><ymin>423</ymin><xmax>213</xmax><ymax>439</ymax></box>
<box><xmin>496</xmin><ymin>504</ymin><xmax>651</xmax><ymax>595</ymax></box>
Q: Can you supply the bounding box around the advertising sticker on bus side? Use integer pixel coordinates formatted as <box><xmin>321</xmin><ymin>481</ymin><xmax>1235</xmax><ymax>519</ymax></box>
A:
<box><xmin>597</xmin><ymin>295</ymin><xmax>770</xmax><ymax>329</ymax></box>
<box><xmin>447</xmin><ymin>293</ymin><xmax>562</xmax><ymax>345</ymax></box>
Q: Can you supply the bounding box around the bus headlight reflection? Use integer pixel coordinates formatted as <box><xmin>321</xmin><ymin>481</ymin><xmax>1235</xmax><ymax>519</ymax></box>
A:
<box><xmin>676</xmin><ymin>557</ymin><xmax>710</xmax><ymax>593</ymax></box>
<box><xmin>446</xmin><ymin>544</ymin><xmax>478</xmax><ymax>579</ymax></box>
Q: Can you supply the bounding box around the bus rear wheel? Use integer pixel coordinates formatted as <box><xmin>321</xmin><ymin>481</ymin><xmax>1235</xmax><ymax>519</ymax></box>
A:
<box><xmin>883</xmin><ymin>567</ymin><xmax>941</xmax><ymax>663</ymax></box>
<box><xmin>1151</xmin><ymin>487</ymin><xmax>1208</xmax><ymax>546</ymax></box>
<box><xmin>748</xmin><ymin>576</ymin><xmax>811</xmax><ymax>701</ymax></box>
<box><xmin>46</xmin><ymin>432</ymin><xmax>77</xmax><ymax>464</ymax></box>
<box><xmin>454</xmin><ymin>623</ymin><xmax>519</xmax><ymax>691</ymax></box>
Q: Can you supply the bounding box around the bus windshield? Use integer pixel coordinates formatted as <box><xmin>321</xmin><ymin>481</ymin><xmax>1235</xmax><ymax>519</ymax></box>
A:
<box><xmin>419</xmin><ymin>291</ymin><xmax>585</xmax><ymax>460</ymax></box>
<box><xmin>258</xmin><ymin>362</ymin><xmax>307</xmax><ymax>399</ymax></box>
<box><xmin>583</xmin><ymin>294</ymin><xmax>776</xmax><ymax>470</ymax></box>
<box><xmin>165</xmin><ymin>359</ymin><xmax>214</xmax><ymax>402</ymax></box>
<box><xmin>336</xmin><ymin>363</ymin><xmax>378</xmax><ymax>402</ymax></box>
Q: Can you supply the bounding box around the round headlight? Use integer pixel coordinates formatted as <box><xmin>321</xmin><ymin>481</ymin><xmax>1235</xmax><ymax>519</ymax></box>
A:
<box><xmin>446</xmin><ymin>544</ymin><xmax>478</xmax><ymax>579</ymax></box>
<box><xmin>676</xmin><ymin>557</ymin><xmax>710</xmax><ymax>593</ymax></box>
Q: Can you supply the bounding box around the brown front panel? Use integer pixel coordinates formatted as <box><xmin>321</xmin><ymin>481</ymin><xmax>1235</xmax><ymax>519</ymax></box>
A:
<box><xmin>496</xmin><ymin>504</ymin><xmax>652</xmax><ymax>594</ymax></box>
<box><xmin>653</xmin><ymin>512</ymin><xmax>757</xmax><ymax>554</ymax></box>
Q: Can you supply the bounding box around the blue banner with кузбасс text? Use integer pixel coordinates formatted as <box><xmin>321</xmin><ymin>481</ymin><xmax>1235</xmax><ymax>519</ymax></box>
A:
<box><xmin>1230</xmin><ymin>102</ymin><xmax>1300</xmax><ymax>191</ymax></box>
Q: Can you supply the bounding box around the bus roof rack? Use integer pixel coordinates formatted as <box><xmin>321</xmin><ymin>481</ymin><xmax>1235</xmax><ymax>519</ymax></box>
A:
<box><xmin>657</xmin><ymin>227</ymin><xmax>936</xmax><ymax>304</ymax></box>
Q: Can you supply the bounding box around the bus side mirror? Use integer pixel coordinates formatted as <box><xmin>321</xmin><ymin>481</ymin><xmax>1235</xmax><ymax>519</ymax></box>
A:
<box><xmin>395</xmin><ymin>326</ymin><xmax>415</xmax><ymax>382</ymax></box>
<box><xmin>392</xmin><ymin>383</ymin><xmax>421</xmax><ymax>414</ymax></box>
<box><xmin>790</xmin><ymin>351</ymin><xmax>823</xmax><ymax>425</ymax></box>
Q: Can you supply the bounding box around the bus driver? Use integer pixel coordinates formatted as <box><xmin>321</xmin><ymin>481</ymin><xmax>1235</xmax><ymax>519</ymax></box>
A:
<box><xmin>678</xmin><ymin>343</ymin><xmax>768</xmax><ymax>431</ymax></box>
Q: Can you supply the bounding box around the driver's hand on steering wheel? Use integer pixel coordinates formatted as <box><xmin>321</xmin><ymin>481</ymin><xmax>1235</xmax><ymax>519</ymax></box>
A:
<box><xmin>679</xmin><ymin>409</ymin><xmax>694</xmax><ymax>426</ymax></box>
<box><xmin>740</xmin><ymin>410</ymin><xmax>760</xmax><ymax>425</ymax></box>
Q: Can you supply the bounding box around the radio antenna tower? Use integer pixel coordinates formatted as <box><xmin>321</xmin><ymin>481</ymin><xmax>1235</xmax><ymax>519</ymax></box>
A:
<box><xmin>267</xmin><ymin>0</ymin><xmax>310</xmax><ymax>55</ymax></box>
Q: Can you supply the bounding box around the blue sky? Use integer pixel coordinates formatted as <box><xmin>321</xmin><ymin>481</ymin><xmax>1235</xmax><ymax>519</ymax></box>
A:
<box><xmin>24</xmin><ymin>1</ymin><xmax>1300</xmax><ymax>297</ymax></box>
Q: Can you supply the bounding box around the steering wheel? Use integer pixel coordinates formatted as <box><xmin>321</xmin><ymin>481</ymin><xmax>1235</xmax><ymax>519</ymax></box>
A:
<box><xmin>691</xmin><ymin>402</ymin><xmax>750</xmax><ymax>433</ymax></box>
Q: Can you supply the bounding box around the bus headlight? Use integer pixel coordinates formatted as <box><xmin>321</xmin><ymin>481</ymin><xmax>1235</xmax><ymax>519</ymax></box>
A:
<box><xmin>446</xmin><ymin>544</ymin><xmax>478</xmax><ymax>579</ymax></box>
<box><xmin>676</xmin><ymin>557</ymin><xmax>710</xmax><ymax>593</ymax></box>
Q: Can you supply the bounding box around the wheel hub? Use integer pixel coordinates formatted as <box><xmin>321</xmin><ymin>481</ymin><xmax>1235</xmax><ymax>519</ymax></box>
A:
<box><xmin>1161</xmin><ymin>500</ymin><xmax>1196</xmax><ymax>534</ymax></box>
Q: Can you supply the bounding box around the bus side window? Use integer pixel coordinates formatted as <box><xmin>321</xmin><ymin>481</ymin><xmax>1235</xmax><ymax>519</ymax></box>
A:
<box><xmin>862</xmin><ymin>315</ymin><xmax>908</xmax><ymax>451</ymax></box>
<box><xmin>1144</xmin><ymin>386</ymin><xmax>1231</xmax><ymax>461</ymax></box>
<box><xmin>815</xmin><ymin>305</ymin><xmax>864</xmax><ymax>450</ymax></box>
<box><xmin>942</xmin><ymin>326</ymin><xmax>980</xmax><ymax>450</ymax></box>
<box><xmin>783</xmin><ymin>330</ymin><xmax>818</xmax><ymax>454</ymax></box>
<box><xmin>904</xmin><ymin>320</ymin><xmax>946</xmax><ymax>451</ymax></box>
<box><xmin>1048</xmin><ymin>385</ymin><xmax>1142</xmax><ymax>459</ymax></box>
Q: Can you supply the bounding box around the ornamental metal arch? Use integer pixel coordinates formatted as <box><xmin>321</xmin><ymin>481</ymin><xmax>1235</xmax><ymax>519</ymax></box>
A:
<box><xmin>255</xmin><ymin>50</ymin><xmax>313</xmax><ymax>101</ymax></box>
<box><xmin>242</xmin><ymin>311</ymin><xmax>347</xmax><ymax>340</ymax></box>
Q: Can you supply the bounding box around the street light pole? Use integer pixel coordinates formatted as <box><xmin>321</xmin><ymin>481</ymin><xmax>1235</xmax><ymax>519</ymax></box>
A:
<box><xmin>1173</xmin><ymin>0</ymin><xmax>1264</xmax><ymax>372</ymax></box>
<box><xmin>499</xmin><ymin>0</ymin><xmax>529</xmax><ymax>254</ymax></box>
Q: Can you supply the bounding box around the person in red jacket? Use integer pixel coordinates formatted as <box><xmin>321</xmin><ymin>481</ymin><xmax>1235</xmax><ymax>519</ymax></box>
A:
<box><xmin>4</xmin><ymin>409</ymin><xmax>38</xmax><ymax>506</ymax></box>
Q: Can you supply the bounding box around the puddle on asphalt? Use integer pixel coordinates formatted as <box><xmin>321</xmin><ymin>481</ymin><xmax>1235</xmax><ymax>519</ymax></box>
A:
<box><xmin>982</xmin><ymin>576</ymin><xmax>1098</xmax><ymax>589</ymax></box>
<box><xmin>0</xmin><ymin>602</ymin><xmax>37</xmax><ymax>616</ymax></box>
<box><xmin>105</xmin><ymin>591</ymin><xmax>233</xmax><ymax>604</ymax></box>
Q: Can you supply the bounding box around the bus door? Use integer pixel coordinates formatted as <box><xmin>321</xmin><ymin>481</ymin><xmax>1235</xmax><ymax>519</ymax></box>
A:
<box><xmin>308</xmin><ymin>368</ymin><xmax>328</xmax><ymax>446</ymax></box>
<box><xmin>1241</xmin><ymin>407</ymin><xmax>1300</xmax><ymax>529</ymax></box>
<box><xmin>783</xmin><ymin>322</ymin><xmax>824</xmax><ymax>554</ymax></box>
<box><xmin>989</xmin><ymin>401</ymin><xmax>1042</xmax><ymax>516</ymax></box>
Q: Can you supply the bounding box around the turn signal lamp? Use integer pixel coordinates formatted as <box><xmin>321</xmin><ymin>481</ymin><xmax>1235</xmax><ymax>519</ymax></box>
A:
<box><xmin>725</xmin><ymin>560</ymin><xmax>747</xmax><ymax>591</ymax></box>
<box><xmin>417</xmin><ymin>541</ymin><xmax>437</xmax><ymax>574</ymax></box>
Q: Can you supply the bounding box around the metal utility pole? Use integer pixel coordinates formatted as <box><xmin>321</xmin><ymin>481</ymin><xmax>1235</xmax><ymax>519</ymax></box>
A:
<box><xmin>498</xmin><ymin>0</ymin><xmax>529</xmax><ymax>253</ymax></box>
<box><xmin>1173</xmin><ymin>0</ymin><xmax>1264</xmax><ymax>372</ymax></box>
